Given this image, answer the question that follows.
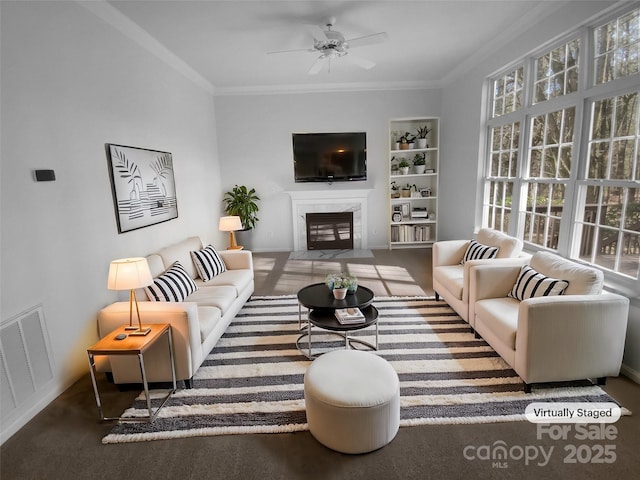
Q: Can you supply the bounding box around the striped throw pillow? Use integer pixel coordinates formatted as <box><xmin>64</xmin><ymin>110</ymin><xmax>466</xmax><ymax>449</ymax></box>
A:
<box><xmin>145</xmin><ymin>261</ymin><xmax>198</xmax><ymax>302</ymax></box>
<box><xmin>508</xmin><ymin>265</ymin><xmax>569</xmax><ymax>301</ymax></box>
<box><xmin>190</xmin><ymin>245</ymin><xmax>227</xmax><ymax>281</ymax></box>
<box><xmin>461</xmin><ymin>240</ymin><xmax>499</xmax><ymax>264</ymax></box>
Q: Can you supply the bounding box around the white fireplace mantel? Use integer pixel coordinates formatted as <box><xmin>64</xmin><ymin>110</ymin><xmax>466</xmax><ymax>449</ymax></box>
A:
<box><xmin>286</xmin><ymin>189</ymin><xmax>373</xmax><ymax>251</ymax></box>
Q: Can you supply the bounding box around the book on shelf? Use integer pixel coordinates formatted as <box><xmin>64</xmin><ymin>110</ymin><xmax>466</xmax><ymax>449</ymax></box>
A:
<box><xmin>335</xmin><ymin>308</ymin><xmax>366</xmax><ymax>324</ymax></box>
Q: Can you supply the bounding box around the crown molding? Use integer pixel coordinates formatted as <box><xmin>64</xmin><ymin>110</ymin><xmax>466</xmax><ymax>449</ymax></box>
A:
<box><xmin>77</xmin><ymin>0</ymin><xmax>215</xmax><ymax>96</ymax></box>
<box><xmin>214</xmin><ymin>80</ymin><xmax>441</xmax><ymax>97</ymax></box>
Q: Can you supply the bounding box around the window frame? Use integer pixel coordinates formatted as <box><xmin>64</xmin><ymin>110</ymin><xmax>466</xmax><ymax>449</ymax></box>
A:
<box><xmin>482</xmin><ymin>5</ymin><xmax>640</xmax><ymax>294</ymax></box>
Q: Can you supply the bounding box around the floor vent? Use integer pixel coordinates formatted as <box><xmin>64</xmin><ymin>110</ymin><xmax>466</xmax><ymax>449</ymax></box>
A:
<box><xmin>1</xmin><ymin>305</ymin><xmax>55</xmax><ymax>426</ymax></box>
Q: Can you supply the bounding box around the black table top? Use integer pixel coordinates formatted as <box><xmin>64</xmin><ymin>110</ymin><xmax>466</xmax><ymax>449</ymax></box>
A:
<box><xmin>297</xmin><ymin>283</ymin><xmax>374</xmax><ymax>310</ymax></box>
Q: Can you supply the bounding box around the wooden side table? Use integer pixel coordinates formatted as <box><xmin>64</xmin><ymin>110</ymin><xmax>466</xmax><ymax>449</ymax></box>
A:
<box><xmin>87</xmin><ymin>323</ymin><xmax>177</xmax><ymax>422</ymax></box>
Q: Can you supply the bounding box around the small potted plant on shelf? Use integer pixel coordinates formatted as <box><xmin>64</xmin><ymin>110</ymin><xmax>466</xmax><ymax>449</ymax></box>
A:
<box><xmin>412</xmin><ymin>152</ymin><xmax>426</xmax><ymax>174</ymax></box>
<box><xmin>415</xmin><ymin>125</ymin><xmax>431</xmax><ymax>149</ymax></box>
<box><xmin>401</xmin><ymin>183</ymin><xmax>416</xmax><ymax>198</ymax></box>
<box><xmin>398</xmin><ymin>159</ymin><xmax>410</xmax><ymax>175</ymax></box>
<box><xmin>399</xmin><ymin>132</ymin><xmax>416</xmax><ymax>150</ymax></box>
<box><xmin>390</xmin><ymin>181</ymin><xmax>400</xmax><ymax>198</ymax></box>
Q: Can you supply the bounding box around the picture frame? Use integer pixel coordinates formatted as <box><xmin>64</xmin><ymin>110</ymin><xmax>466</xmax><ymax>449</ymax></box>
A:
<box><xmin>106</xmin><ymin>143</ymin><xmax>179</xmax><ymax>233</ymax></box>
<box><xmin>420</xmin><ymin>188</ymin><xmax>432</xmax><ymax>198</ymax></box>
<box><xmin>392</xmin><ymin>204</ymin><xmax>403</xmax><ymax>213</ymax></box>
<box><xmin>400</xmin><ymin>202</ymin><xmax>411</xmax><ymax>217</ymax></box>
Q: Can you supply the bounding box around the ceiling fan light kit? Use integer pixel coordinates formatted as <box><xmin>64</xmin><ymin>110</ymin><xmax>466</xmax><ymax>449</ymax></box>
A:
<box><xmin>268</xmin><ymin>19</ymin><xmax>388</xmax><ymax>75</ymax></box>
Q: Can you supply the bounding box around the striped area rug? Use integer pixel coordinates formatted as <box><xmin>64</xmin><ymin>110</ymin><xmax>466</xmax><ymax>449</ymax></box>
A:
<box><xmin>102</xmin><ymin>296</ymin><xmax>622</xmax><ymax>444</ymax></box>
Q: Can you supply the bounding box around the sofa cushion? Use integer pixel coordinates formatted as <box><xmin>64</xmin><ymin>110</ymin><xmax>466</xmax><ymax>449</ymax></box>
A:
<box><xmin>476</xmin><ymin>298</ymin><xmax>520</xmax><ymax>350</ymax></box>
<box><xmin>197</xmin><ymin>306</ymin><xmax>222</xmax><ymax>343</ymax></box>
<box><xmin>508</xmin><ymin>264</ymin><xmax>569</xmax><ymax>301</ymax></box>
<box><xmin>187</xmin><ymin>285</ymin><xmax>237</xmax><ymax>314</ymax></box>
<box><xmin>529</xmin><ymin>251</ymin><xmax>603</xmax><ymax>295</ymax></box>
<box><xmin>191</xmin><ymin>244</ymin><xmax>227</xmax><ymax>281</ymax></box>
<box><xmin>461</xmin><ymin>240</ymin><xmax>499</xmax><ymax>264</ymax></box>
<box><xmin>145</xmin><ymin>261</ymin><xmax>198</xmax><ymax>302</ymax></box>
<box><xmin>158</xmin><ymin>236</ymin><xmax>202</xmax><ymax>280</ymax></box>
<box><xmin>200</xmin><ymin>269</ymin><xmax>253</xmax><ymax>295</ymax></box>
<box><xmin>146</xmin><ymin>254</ymin><xmax>166</xmax><ymax>278</ymax></box>
<box><xmin>477</xmin><ymin>228</ymin><xmax>523</xmax><ymax>258</ymax></box>
<box><xmin>433</xmin><ymin>265</ymin><xmax>464</xmax><ymax>300</ymax></box>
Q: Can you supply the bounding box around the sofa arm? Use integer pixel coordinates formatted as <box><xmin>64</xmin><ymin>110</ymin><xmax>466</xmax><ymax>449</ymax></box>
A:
<box><xmin>433</xmin><ymin>240</ymin><xmax>469</xmax><ymax>267</ymax></box>
<box><xmin>97</xmin><ymin>301</ymin><xmax>203</xmax><ymax>381</ymax></box>
<box><xmin>515</xmin><ymin>294</ymin><xmax>630</xmax><ymax>383</ymax></box>
<box><xmin>220</xmin><ymin>249</ymin><xmax>253</xmax><ymax>271</ymax></box>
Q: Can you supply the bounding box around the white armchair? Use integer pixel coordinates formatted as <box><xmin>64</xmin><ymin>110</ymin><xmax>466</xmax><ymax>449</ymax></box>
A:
<box><xmin>432</xmin><ymin>228</ymin><xmax>526</xmax><ymax>325</ymax></box>
<box><xmin>470</xmin><ymin>251</ymin><xmax>629</xmax><ymax>392</ymax></box>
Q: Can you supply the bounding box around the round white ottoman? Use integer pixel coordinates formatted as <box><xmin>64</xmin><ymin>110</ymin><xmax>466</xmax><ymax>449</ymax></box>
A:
<box><xmin>304</xmin><ymin>349</ymin><xmax>400</xmax><ymax>454</ymax></box>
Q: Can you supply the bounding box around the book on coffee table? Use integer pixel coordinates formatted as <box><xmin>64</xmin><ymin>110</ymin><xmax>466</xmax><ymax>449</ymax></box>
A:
<box><xmin>335</xmin><ymin>307</ymin><xmax>366</xmax><ymax>324</ymax></box>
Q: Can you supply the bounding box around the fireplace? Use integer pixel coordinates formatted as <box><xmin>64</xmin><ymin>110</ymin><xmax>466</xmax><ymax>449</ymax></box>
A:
<box><xmin>306</xmin><ymin>212</ymin><xmax>354</xmax><ymax>250</ymax></box>
<box><xmin>287</xmin><ymin>189</ymin><xmax>373</xmax><ymax>251</ymax></box>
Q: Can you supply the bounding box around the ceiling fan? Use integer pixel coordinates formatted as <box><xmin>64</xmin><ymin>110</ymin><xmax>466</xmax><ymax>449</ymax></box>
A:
<box><xmin>268</xmin><ymin>18</ymin><xmax>389</xmax><ymax>75</ymax></box>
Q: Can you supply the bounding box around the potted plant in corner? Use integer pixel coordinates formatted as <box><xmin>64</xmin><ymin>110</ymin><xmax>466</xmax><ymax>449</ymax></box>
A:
<box><xmin>223</xmin><ymin>185</ymin><xmax>260</xmax><ymax>248</ymax></box>
<box><xmin>413</xmin><ymin>153</ymin><xmax>426</xmax><ymax>174</ymax></box>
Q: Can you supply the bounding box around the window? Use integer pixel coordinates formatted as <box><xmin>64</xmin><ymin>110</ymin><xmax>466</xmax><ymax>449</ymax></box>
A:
<box><xmin>594</xmin><ymin>9</ymin><xmax>640</xmax><ymax>84</ymax></box>
<box><xmin>486</xmin><ymin>123</ymin><xmax>519</xmax><ymax>232</ymax></box>
<box><xmin>576</xmin><ymin>92</ymin><xmax>640</xmax><ymax>278</ymax></box>
<box><xmin>483</xmin><ymin>5</ymin><xmax>640</xmax><ymax>287</ymax></box>
<box><xmin>492</xmin><ymin>67</ymin><xmax>524</xmax><ymax>117</ymax></box>
<box><xmin>524</xmin><ymin>108</ymin><xmax>574</xmax><ymax>248</ymax></box>
<box><xmin>534</xmin><ymin>39</ymin><xmax>579</xmax><ymax>103</ymax></box>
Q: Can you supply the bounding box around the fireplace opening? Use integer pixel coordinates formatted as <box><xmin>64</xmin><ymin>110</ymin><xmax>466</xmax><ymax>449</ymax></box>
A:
<box><xmin>306</xmin><ymin>212</ymin><xmax>354</xmax><ymax>250</ymax></box>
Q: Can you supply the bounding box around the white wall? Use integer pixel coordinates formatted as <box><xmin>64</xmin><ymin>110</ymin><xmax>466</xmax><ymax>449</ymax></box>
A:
<box><xmin>214</xmin><ymin>89</ymin><xmax>441</xmax><ymax>251</ymax></box>
<box><xmin>0</xmin><ymin>0</ymin><xmax>222</xmax><ymax>440</ymax></box>
<box><xmin>439</xmin><ymin>0</ymin><xmax>640</xmax><ymax>378</ymax></box>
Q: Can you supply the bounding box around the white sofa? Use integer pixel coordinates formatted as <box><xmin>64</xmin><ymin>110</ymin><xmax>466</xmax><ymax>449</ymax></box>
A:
<box><xmin>432</xmin><ymin>228</ymin><xmax>527</xmax><ymax>326</ymax></box>
<box><xmin>97</xmin><ymin>236</ymin><xmax>254</xmax><ymax>387</ymax></box>
<box><xmin>471</xmin><ymin>251</ymin><xmax>629</xmax><ymax>391</ymax></box>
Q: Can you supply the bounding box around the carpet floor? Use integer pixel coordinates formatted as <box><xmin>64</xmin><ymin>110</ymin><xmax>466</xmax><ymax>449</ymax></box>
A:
<box><xmin>103</xmin><ymin>296</ymin><xmax>625</xmax><ymax>444</ymax></box>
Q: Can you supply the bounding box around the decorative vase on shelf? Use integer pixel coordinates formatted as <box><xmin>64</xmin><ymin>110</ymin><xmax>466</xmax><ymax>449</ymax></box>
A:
<box><xmin>400</xmin><ymin>166</ymin><xmax>410</xmax><ymax>175</ymax></box>
<box><xmin>400</xmin><ymin>143</ymin><xmax>409</xmax><ymax>150</ymax></box>
<box><xmin>333</xmin><ymin>288</ymin><xmax>347</xmax><ymax>300</ymax></box>
<box><xmin>416</xmin><ymin>138</ymin><xmax>428</xmax><ymax>149</ymax></box>
<box><xmin>414</xmin><ymin>165</ymin><xmax>426</xmax><ymax>174</ymax></box>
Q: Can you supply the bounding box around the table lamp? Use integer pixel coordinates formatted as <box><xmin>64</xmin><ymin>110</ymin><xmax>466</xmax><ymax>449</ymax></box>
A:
<box><xmin>219</xmin><ymin>215</ymin><xmax>243</xmax><ymax>250</ymax></box>
<box><xmin>107</xmin><ymin>257</ymin><xmax>153</xmax><ymax>336</ymax></box>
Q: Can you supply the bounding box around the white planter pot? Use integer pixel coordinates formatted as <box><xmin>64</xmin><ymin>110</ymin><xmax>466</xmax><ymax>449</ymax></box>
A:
<box><xmin>416</xmin><ymin>138</ymin><xmax>428</xmax><ymax>149</ymax></box>
<box><xmin>413</xmin><ymin>165</ymin><xmax>426</xmax><ymax>174</ymax></box>
<box><xmin>400</xmin><ymin>167</ymin><xmax>410</xmax><ymax>175</ymax></box>
<box><xmin>333</xmin><ymin>288</ymin><xmax>347</xmax><ymax>300</ymax></box>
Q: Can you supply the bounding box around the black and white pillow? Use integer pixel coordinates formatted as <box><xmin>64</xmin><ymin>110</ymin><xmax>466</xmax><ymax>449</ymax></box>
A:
<box><xmin>145</xmin><ymin>261</ymin><xmax>198</xmax><ymax>302</ymax></box>
<box><xmin>508</xmin><ymin>264</ymin><xmax>569</xmax><ymax>301</ymax></box>
<box><xmin>190</xmin><ymin>244</ymin><xmax>227</xmax><ymax>282</ymax></box>
<box><xmin>461</xmin><ymin>240</ymin><xmax>499</xmax><ymax>264</ymax></box>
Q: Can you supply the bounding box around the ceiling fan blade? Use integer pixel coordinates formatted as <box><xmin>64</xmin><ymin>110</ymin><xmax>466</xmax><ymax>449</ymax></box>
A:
<box><xmin>304</xmin><ymin>24</ymin><xmax>329</xmax><ymax>42</ymax></box>
<box><xmin>267</xmin><ymin>47</ymin><xmax>314</xmax><ymax>55</ymax></box>
<box><xmin>348</xmin><ymin>55</ymin><xmax>376</xmax><ymax>70</ymax></box>
<box><xmin>308</xmin><ymin>56</ymin><xmax>327</xmax><ymax>75</ymax></box>
<box><xmin>346</xmin><ymin>32</ymin><xmax>389</xmax><ymax>49</ymax></box>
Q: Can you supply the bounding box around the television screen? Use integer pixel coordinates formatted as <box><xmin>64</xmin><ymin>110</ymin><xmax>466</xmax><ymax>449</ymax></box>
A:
<box><xmin>292</xmin><ymin>132</ymin><xmax>367</xmax><ymax>183</ymax></box>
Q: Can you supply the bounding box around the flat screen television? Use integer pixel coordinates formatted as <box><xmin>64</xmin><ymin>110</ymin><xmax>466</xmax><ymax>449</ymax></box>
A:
<box><xmin>292</xmin><ymin>132</ymin><xmax>367</xmax><ymax>183</ymax></box>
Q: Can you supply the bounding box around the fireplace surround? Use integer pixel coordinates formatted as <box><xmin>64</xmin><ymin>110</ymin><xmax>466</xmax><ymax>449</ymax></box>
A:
<box><xmin>287</xmin><ymin>190</ymin><xmax>373</xmax><ymax>251</ymax></box>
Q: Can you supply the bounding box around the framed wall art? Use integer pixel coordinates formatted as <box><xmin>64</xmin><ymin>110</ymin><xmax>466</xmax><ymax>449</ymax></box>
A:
<box><xmin>106</xmin><ymin>143</ymin><xmax>178</xmax><ymax>233</ymax></box>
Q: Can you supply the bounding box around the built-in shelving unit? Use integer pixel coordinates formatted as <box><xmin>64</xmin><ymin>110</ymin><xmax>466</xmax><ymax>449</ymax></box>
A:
<box><xmin>389</xmin><ymin>117</ymin><xmax>439</xmax><ymax>249</ymax></box>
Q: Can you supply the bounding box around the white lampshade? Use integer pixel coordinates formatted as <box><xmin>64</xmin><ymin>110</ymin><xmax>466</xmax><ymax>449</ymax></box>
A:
<box><xmin>107</xmin><ymin>257</ymin><xmax>153</xmax><ymax>291</ymax></box>
<box><xmin>219</xmin><ymin>215</ymin><xmax>242</xmax><ymax>232</ymax></box>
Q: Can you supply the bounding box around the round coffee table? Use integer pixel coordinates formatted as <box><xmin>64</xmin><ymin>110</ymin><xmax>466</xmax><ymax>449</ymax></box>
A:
<box><xmin>296</xmin><ymin>283</ymin><xmax>378</xmax><ymax>359</ymax></box>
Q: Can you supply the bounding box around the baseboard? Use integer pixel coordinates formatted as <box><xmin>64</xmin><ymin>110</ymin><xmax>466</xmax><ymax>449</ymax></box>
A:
<box><xmin>0</xmin><ymin>382</ymin><xmax>68</xmax><ymax>445</ymax></box>
<box><xmin>621</xmin><ymin>363</ymin><xmax>640</xmax><ymax>384</ymax></box>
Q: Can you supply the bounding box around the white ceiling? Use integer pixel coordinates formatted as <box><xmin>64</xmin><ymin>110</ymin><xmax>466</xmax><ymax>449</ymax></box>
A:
<box><xmin>106</xmin><ymin>0</ymin><xmax>565</xmax><ymax>95</ymax></box>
